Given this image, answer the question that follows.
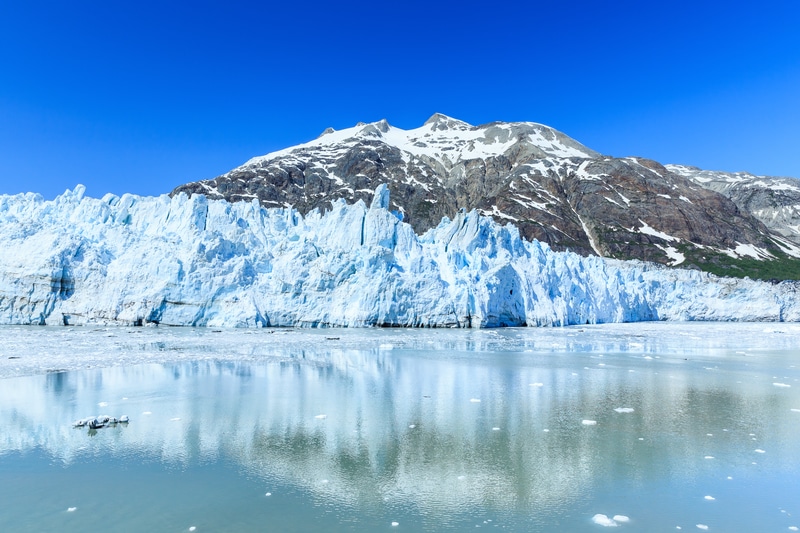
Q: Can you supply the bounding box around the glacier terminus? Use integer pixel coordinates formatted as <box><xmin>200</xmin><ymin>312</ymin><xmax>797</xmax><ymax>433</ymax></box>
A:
<box><xmin>1</xmin><ymin>184</ymin><xmax>798</xmax><ymax>328</ymax></box>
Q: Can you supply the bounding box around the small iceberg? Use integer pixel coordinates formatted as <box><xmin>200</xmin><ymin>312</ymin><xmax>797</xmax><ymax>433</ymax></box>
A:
<box><xmin>73</xmin><ymin>414</ymin><xmax>130</xmax><ymax>430</ymax></box>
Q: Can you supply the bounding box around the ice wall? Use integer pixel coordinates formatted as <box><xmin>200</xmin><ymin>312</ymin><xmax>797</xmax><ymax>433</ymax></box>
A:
<box><xmin>0</xmin><ymin>185</ymin><xmax>798</xmax><ymax>327</ymax></box>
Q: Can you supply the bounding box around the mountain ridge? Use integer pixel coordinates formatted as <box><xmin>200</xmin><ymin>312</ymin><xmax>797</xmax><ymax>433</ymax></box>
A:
<box><xmin>172</xmin><ymin>114</ymin><xmax>800</xmax><ymax>279</ymax></box>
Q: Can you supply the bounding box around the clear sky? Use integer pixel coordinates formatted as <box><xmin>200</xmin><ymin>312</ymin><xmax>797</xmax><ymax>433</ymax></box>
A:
<box><xmin>1</xmin><ymin>1</ymin><xmax>799</xmax><ymax>200</ymax></box>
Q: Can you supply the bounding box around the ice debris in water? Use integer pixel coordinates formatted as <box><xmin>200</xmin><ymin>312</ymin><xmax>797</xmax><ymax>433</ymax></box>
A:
<box><xmin>469</xmin><ymin>398</ymin><xmax>481</xmax><ymax>403</ymax></box>
<box><xmin>704</xmin><ymin>495</ymin><xmax>715</xmax><ymax>501</ymax></box>
<box><xmin>696</xmin><ymin>525</ymin><xmax>708</xmax><ymax>530</ymax></box>
<box><xmin>391</xmin><ymin>522</ymin><xmax>399</xmax><ymax>527</ymax></box>
<box><xmin>592</xmin><ymin>514</ymin><xmax>629</xmax><ymax>527</ymax></box>
<box><xmin>582</xmin><ymin>420</ymin><xmax>597</xmax><ymax>426</ymax></box>
<box><xmin>67</xmin><ymin>507</ymin><xmax>77</xmax><ymax>512</ymax></box>
<box><xmin>773</xmin><ymin>383</ymin><xmax>791</xmax><ymax>388</ymax></box>
<box><xmin>755</xmin><ymin>449</ymin><xmax>766</xmax><ymax>453</ymax></box>
<box><xmin>314</xmin><ymin>414</ymin><xmax>327</xmax><ymax>419</ymax></box>
<box><xmin>614</xmin><ymin>408</ymin><xmax>634</xmax><ymax>413</ymax></box>
<box><xmin>72</xmin><ymin>415</ymin><xmax>129</xmax><ymax>429</ymax></box>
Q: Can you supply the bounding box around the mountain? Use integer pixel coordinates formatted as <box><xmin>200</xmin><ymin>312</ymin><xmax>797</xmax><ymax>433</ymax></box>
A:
<box><xmin>0</xmin><ymin>185</ymin><xmax>798</xmax><ymax>328</ymax></box>
<box><xmin>667</xmin><ymin>164</ymin><xmax>800</xmax><ymax>248</ymax></box>
<box><xmin>172</xmin><ymin>114</ymin><xmax>800</xmax><ymax>279</ymax></box>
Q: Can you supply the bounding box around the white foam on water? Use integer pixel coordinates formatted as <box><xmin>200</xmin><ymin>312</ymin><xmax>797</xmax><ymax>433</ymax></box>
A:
<box><xmin>592</xmin><ymin>514</ymin><xmax>619</xmax><ymax>527</ymax></box>
<box><xmin>582</xmin><ymin>420</ymin><xmax>597</xmax><ymax>426</ymax></box>
<box><xmin>614</xmin><ymin>408</ymin><xmax>634</xmax><ymax>413</ymax></box>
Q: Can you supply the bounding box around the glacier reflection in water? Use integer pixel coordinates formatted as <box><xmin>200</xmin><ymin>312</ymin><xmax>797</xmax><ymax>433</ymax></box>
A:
<box><xmin>1</xmin><ymin>324</ymin><xmax>799</xmax><ymax>532</ymax></box>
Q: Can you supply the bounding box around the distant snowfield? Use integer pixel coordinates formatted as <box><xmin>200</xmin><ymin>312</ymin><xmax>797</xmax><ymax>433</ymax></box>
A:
<box><xmin>1</xmin><ymin>185</ymin><xmax>799</xmax><ymax>329</ymax></box>
<box><xmin>2</xmin><ymin>322</ymin><xmax>800</xmax><ymax>379</ymax></box>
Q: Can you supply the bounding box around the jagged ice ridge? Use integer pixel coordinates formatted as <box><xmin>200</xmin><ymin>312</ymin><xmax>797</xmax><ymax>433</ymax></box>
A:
<box><xmin>1</xmin><ymin>185</ymin><xmax>798</xmax><ymax>327</ymax></box>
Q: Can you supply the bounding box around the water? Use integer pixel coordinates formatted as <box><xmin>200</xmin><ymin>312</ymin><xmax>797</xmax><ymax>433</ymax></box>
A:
<box><xmin>1</xmin><ymin>324</ymin><xmax>799</xmax><ymax>531</ymax></box>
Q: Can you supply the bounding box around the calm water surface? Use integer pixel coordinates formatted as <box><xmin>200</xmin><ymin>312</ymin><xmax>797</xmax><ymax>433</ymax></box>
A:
<box><xmin>0</xmin><ymin>324</ymin><xmax>799</xmax><ymax>532</ymax></box>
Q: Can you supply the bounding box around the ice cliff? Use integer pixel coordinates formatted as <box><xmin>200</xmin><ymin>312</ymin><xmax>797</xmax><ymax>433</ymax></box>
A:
<box><xmin>1</xmin><ymin>185</ymin><xmax>798</xmax><ymax>327</ymax></box>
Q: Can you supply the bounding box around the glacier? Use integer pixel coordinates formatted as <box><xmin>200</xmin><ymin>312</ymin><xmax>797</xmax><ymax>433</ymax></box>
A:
<box><xmin>0</xmin><ymin>184</ymin><xmax>798</xmax><ymax>328</ymax></box>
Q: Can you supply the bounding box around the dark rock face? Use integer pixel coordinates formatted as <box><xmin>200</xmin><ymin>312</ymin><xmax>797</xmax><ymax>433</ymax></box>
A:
<box><xmin>172</xmin><ymin>115</ymin><xmax>793</xmax><ymax>272</ymax></box>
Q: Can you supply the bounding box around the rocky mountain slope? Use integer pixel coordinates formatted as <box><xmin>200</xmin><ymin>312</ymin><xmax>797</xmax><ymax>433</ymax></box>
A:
<box><xmin>667</xmin><ymin>164</ymin><xmax>800</xmax><ymax>248</ymax></box>
<box><xmin>173</xmin><ymin>114</ymin><xmax>800</xmax><ymax>279</ymax></box>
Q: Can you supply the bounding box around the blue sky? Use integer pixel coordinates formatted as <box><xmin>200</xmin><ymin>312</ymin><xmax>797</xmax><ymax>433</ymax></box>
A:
<box><xmin>1</xmin><ymin>1</ymin><xmax>799</xmax><ymax>199</ymax></box>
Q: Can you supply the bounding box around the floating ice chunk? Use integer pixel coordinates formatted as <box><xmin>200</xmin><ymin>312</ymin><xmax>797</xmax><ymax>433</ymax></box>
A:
<box><xmin>543</xmin><ymin>429</ymin><xmax>550</xmax><ymax>432</ymax></box>
<box><xmin>754</xmin><ymin>449</ymin><xmax>765</xmax><ymax>453</ymax></box>
<box><xmin>530</xmin><ymin>383</ymin><xmax>544</xmax><ymax>387</ymax></box>
<box><xmin>492</xmin><ymin>427</ymin><xmax>500</xmax><ymax>431</ymax></box>
<box><xmin>704</xmin><ymin>456</ymin><xmax>715</xmax><ymax>460</ymax></box>
<box><xmin>727</xmin><ymin>476</ymin><xmax>733</xmax><ymax>480</ymax></box>
<box><xmin>791</xmin><ymin>409</ymin><xmax>800</xmax><ymax>413</ymax></box>
<box><xmin>391</xmin><ymin>522</ymin><xmax>399</xmax><ymax>527</ymax></box>
<box><xmin>704</xmin><ymin>495</ymin><xmax>715</xmax><ymax>501</ymax></box>
<box><xmin>457</xmin><ymin>475</ymin><xmax>466</xmax><ymax>480</ymax></box>
<box><xmin>592</xmin><ymin>514</ymin><xmax>619</xmax><ymax>527</ymax></box>
<box><xmin>265</xmin><ymin>492</ymin><xmax>271</xmax><ymax>496</ymax></box>
<box><xmin>98</xmin><ymin>402</ymin><xmax>108</xmax><ymax>407</ymax></box>
<box><xmin>314</xmin><ymin>414</ymin><xmax>327</xmax><ymax>419</ymax></box>
<box><xmin>119</xmin><ymin>415</ymin><xmax>129</xmax><ymax>423</ymax></box>
<box><xmin>321</xmin><ymin>479</ymin><xmax>329</xmax><ymax>484</ymax></box>
<box><xmin>189</xmin><ymin>528</ymin><xmax>196</xmax><ymax>532</ymax></box>
<box><xmin>614</xmin><ymin>408</ymin><xmax>634</xmax><ymax>413</ymax></box>
<box><xmin>67</xmin><ymin>507</ymin><xmax>77</xmax><ymax>512</ymax></box>
<box><xmin>789</xmin><ymin>527</ymin><xmax>798</xmax><ymax>531</ymax></box>
<box><xmin>171</xmin><ymin>417</ymin><xmax>181</xmax><ymax>421</ymax></box>
<box><xmin>773</xmin><ymin>383</ymin><xmax>791</xmax><ymax>388</ymax></box>
<box><xmin>408</xmin><ymin>424</ymin><xmax>416</xmax><ymax>429</ymax></box>
<box><xmin>469</xmin><ymin>398</ymin><xmax>481</xmax><ymax>403</ymax></box>
<box><xmin>142</xmin><ymin>411</ymin><xmax>152</xmax><ymax>415</ymax></box>
<box><xmin>613</xmin><ymin>516</ymin><xmax>630</xmax><ymax>523</ymax></box>
<box><xmin>696</xmin><ymin>525</ymin><xmax>708</xmax><ymax>530</ymax></box>
<box><xmin>706</xmin><ymin>433</ymin><xmax>713</xmax><ymax>437</ymax></box>
<box><xmin>582</xmin><ymin>420</ymin><xmax>597</xmax><ymax>426</ymax></box>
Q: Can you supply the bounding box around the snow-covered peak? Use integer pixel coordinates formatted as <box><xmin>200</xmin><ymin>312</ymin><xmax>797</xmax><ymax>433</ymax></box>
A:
<box><xmin>241</xmin><ymin>115</ymin><xmax>598</xmax><ymax>172</ymax></box>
